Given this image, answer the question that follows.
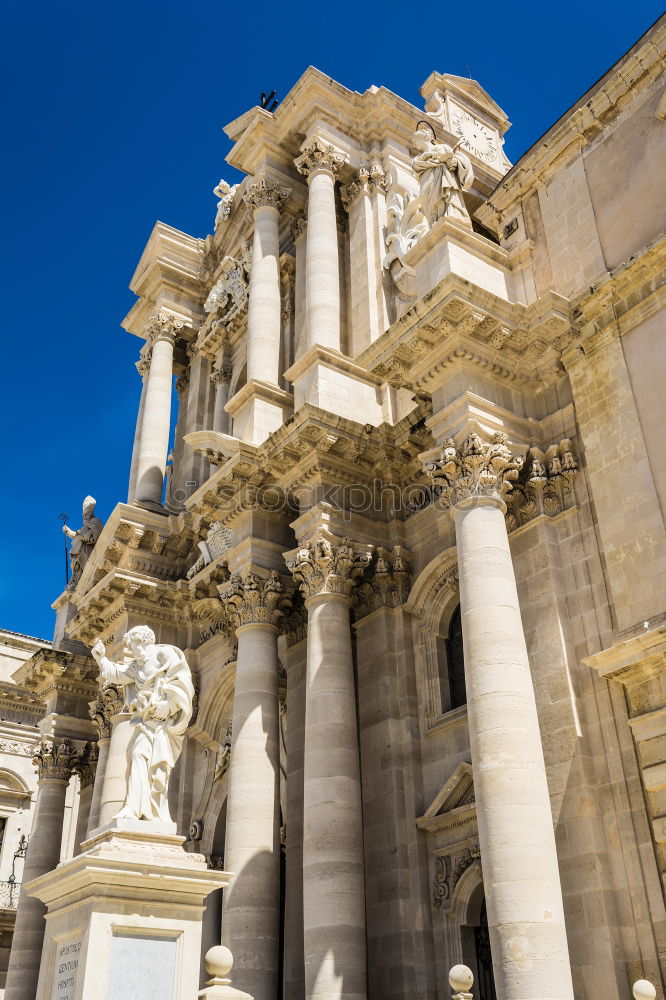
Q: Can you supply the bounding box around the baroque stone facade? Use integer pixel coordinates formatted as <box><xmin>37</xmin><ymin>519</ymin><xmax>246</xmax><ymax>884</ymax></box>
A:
<box><xmin>2</xmin><ymin>16</ymin><xmax>666</xmax><ymax>1000</ymax></box>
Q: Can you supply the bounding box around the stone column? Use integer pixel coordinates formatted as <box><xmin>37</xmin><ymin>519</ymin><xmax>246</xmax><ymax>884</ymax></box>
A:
<box><xmin>218</xmin><ymin>570</ymin><xmax>291</xmax><ymax>1000</ymax></box>
<box><xmin>86</xmin><ymin>684</ymin><xmax>118</xmax><ymax>835</ymax></box>
<box><xmin>286</xmin><ymin>535</ymin><xmax>372</xmax><ymax>1000</ymax></box>
<box><xmin>134</xmin><ymin>312</ymin><xmax>182</xmax><ymax>508</ymax></box>
<box><xmin>96</xmin><ymin>685</ymin><xmax>131</xmax><ymax>829</ymax></box>
<box><xmin>73</xmin><ymin>743</ymin><xmax>98</xmax><ymax>853</ymax></box>
<box><xmin>127</xmin><ymin>356</ymin><xmax>150</xmax><ymax>502</ymax></box>
<box><xmin>5</xmin><ymin>738</ymin><xmax>80</xmax><ymax>1000</ymax></box>
<box><xmin>211</xmin><ymin>360</ymin><xmax>232</xmax><ymax>434</ymax></box>
<box><xmin>242</xmin><ymin>176</ymin><xmax>291</xmax><ymax>386</ymax></box>
<box><xmin>295</xmin><ymin>139</ymin><xmax>344</xmax><ymax>352</ymax></box>
<box><xmin>423</xmin><ymin>432</ymin><xmax>575</xmax><ymax>1000</ymax></box>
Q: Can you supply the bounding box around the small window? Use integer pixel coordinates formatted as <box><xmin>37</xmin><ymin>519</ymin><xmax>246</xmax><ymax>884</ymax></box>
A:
<box><xmin>437</xmin><ymin>605</ymin><xmax>466</xmax><ymax>713</ymax></box>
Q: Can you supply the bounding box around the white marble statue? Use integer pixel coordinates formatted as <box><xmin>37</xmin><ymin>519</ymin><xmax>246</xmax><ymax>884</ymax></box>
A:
<box><xmin>213</xmin><ymin>179</ymin><xmax>239</xmax><ymax>227</ymax></box>
<box><xmin>62</xmin><ymin>495</ymin><xmax>103</xmax><ymax>588</ymax></box>
<box><xmin>91</xmin><ymin>626</ymin><xmax>194</xmax><ymax>824</ymax></box>
<box><xmin>412</xmin><ymin>124</ymin><xmax>474</xmax><ymax>227</ymax></box>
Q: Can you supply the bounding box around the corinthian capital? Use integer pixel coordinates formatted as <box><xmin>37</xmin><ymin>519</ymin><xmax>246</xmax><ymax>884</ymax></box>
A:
<box><xmin>144</xmin><ymin>312</ymin><xmax>183</xmax><ymax>347</ymax></box>
<box><xmin>295</xmin><ymin>138</ymin><xmax>344</xmax><ymax>178</ymax></box>
<box><xmin>32</xmin><ymin>737</ymin><xmax>81</xmax><ymax>782</ymax></box>
<box><xmin>423</xmin><ymin>432</ymin><xmax>523</xmax><ymax>509</ymax></box>
<box><xmin>74</xmin><ymin>741</ymin><xmax>99</xmax><ymax>790</ymax></box>
<box><xmin>243</xmin><ymin>175</ymin><xmax>292</xmax><ymax>212</ymax></box>
<box><xmin>218</xmin><ymin>570</ymin><xmax>292</xmax><ymax>630</ymax></box>
<box><xmin>286</xmin><ymin>534</ymin><xmax>373</xmax><ymax>601</ymax></box>
<box><xmin>88</xmin><ymin>682</ymin><xmax>124</xmax><ymax>740</ymax></box>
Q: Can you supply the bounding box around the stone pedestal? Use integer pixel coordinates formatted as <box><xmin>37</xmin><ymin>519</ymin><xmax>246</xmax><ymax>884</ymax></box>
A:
<box><xmin>28</xmin><ymin>820</ymin><xmax>230</xmax><ymax>1000</ymax></box>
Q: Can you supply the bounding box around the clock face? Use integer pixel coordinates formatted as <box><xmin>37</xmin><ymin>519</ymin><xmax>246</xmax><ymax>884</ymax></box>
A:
<box><xmin>451</xmin><ymin>108</ymin><xmax>497</xmax><ymax>163</ymax></box>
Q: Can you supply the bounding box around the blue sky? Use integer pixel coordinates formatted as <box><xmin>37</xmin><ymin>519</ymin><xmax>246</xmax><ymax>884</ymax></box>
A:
<box><xmin>1</xmin><ymin>1</ymin><xmax>662</xmax><ymax>641</ymax></box>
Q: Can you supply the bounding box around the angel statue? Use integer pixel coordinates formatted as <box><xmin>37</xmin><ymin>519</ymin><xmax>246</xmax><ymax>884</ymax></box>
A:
<box><xmin>411</xmin><ymin>121</ymin><xmax>474</xmax><ymax>227</ymax></box>
<box><xmin>91</xmin><ymin>626</ymin><xmax>194</xmax><ymax>824</ymax></box>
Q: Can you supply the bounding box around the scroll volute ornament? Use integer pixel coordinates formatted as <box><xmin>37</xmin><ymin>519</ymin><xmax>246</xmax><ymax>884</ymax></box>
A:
<box><xmin>423</xmin><ymin>432</ymin><xmax>523</xmax><ymax>509</ymax></box>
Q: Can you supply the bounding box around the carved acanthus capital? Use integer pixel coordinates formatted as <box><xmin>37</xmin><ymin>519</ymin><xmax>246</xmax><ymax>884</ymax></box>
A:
<box><xmin>74</xmin><ymin>741</ymin><xmax>99</xmax><ymax>790</ymax></box>
<box><xmin>340</xmin><ymin>168</ymin><xmax>370</xmax><ymax>211</ymax></box>
<box><xmin>136</xmin><ymin>357</ymin><xmax>151</xmax><ymax>377</ymax></box>
<box><xmin>505</xmin><ymin>439</ymin><xmax>578</xmax><ymax>530</ymax></box>
<box><xmin>243</xmin><ymin>175</ymin><xmax>292</xmax><ymax>212</ymax></box>
<box><xmin>210</xmin><ymin>361</ymin><xmax>233</xmax><ymax>387</ymax></box>
<box><xmin>354</xmin><ymin>549</ymin><xmax>411</xmax><ymax>620</ymax></box>
<box><xmin>290</xmin><ymin>211</ymin><xmax>307</xmax><ymax>241</ymax></box>
<box><xmin>423</xmin><ymin>432</ymin><xmax>522</xmax><ymax>510</ymax></box>
<box><xmin>32</xmin><ymin>737</ymin><xmax>81</xmax><ymax>782</ymax></box>
<box><xmin>88</xmin><ymin>682</ymin><xmax>125</xmax><ymax>740</ymax></box>
<box><xmin>369</xmin><ymin>161</ymin><xmax>388</xmax><ymax>194</ymax></box>
<box><xmin>218</xmin><ymin>570</ymin><xmax>293</xmax><ymax>630</ymax></box>
<box><xmin>176</xmin><ymin>371</ymin><xmax>190</xmax><ymax>395</ymax></box>
<box><xmin>286</xmin><ymin>534</ymin><xmax>373</xmax><ymax>602</ymax></box>
<box><xmin>295</xmin><ymin>138</ymin><xmax>344</xmax><ymax>179</ymax></box>
<box><xmin>283</xmin><ymin>602</ymin><xmax>308</xmax><ymax>647</ymax></box>
<box><xmin>144</xmin><ymin>312</ymin><xmax>183</xmax><ymax>348</ymax></box>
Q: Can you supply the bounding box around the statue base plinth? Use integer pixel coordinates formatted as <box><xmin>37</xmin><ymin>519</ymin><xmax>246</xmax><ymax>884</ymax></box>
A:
<box><xmin>27</xmin><ymin>823</ymin><xmax>231</xmax><ymax>1000</ymax></box>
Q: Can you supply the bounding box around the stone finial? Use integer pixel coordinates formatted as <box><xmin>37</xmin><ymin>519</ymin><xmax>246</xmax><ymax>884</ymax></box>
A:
<box><xmin>285</xmin><ymin>534</ymin><xmax>373</xmax><ymax>601</ymax></box>
<box><xmin>449</xmin><ymin>964</ymin><xmax>474</xmax><ymax>1000</ymax></box>
<box><xmin>32</xmin><ymin>737</ymin><xmax>81</xmax><ymax>782</ymax></box>
<box><xmin>295</xmin><ymin>137</ymin><xmax>344</xmax><ymax>178</ymax></box>
<box><xmin>243</xmin><ymin>175</ymin><xmax>291</xmax><ymax>212</ymax></box>
<box><xmin>218</xmin><ymin>570</ymin><xmax>293</xmax><ymax>630</ymax></box>
<box><xmin>422</xmin><ymin>432</ymin><xmax>522</xmax><ymax>509</ymax></box>
<box><xmin>198</xmin><ymin>945</ymin><xmax>252</xmax><ymax>999</ymax></box>
<box><xmin>633</xmin><ymin>981</ymin><xmax>657</xmax><ymax>1000</ymax></box>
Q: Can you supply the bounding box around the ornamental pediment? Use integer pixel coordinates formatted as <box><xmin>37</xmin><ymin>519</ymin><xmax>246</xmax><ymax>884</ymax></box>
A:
<box><xmin>416</xmin><ymin>761</ymin><xmax>475</xmax><ymax>834</ymax></box>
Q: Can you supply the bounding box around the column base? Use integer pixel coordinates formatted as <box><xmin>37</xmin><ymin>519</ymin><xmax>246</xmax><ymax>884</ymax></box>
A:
<box><xmin>27</xmin><ymin>822</ymin><xmax>230</xmax><ymax>1000</ymax></box>
<box><xmin>225</xmin><ymin>379</ymin><xmax>293</xmax><ymax>445</ymax></box>
<box><xmin>284</xmin><ymin>345</ymin><xmax>385</xmax><ymax>426</ymax></box>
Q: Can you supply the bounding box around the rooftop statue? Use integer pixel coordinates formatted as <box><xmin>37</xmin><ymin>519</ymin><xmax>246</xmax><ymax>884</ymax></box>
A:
<box><xmin>91</xmin><ymin>626</ymin><xmax>194</xmax><ymax>824</ymax></box>
<box><xmin>213</xmin><ymin>179</ymin><xmax>239</xmax><ymax>227</ymax></box>
<box><xmin>62</xmin><ymin>495</ymin><xmax>103</xmax><ymax>589</ymax></box>
<box><xmin>411</xmin><ymin>123</ymin><xmax>474</xmax><ymax>227</ymax></box>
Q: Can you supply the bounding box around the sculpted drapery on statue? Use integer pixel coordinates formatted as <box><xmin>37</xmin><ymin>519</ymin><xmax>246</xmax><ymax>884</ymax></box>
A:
<box><xmin>62</xmin><ymin>495</ymin><xmax>103</xmax><ymax>588</ymax></box>
<box><xmin>90</xmin><ymin>626</ymin><xmax>194</xmax><ymax>823</ymax></box>
<box><xmin>412</xmin><ymin>123</ymin><xmax>474</xmax><ymax>227</ymax></box>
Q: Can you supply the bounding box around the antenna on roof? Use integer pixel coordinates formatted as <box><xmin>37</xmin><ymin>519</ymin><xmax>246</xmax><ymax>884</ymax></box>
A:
<box><xmin>466</xmin><ymin>65</ymin><xmax>472</xmax><ymax>79</ymax></box>
<box><xmin>260</xmin><ymin>90</ymin><xmax>279</xmax><ymax>112</ymax></box>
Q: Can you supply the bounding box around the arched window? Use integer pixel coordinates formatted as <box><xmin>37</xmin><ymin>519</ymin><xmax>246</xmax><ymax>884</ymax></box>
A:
<box><xmin>437</xmin><ymin>604</ymin><xmax>466</xmax><ymax>713</ymax></box>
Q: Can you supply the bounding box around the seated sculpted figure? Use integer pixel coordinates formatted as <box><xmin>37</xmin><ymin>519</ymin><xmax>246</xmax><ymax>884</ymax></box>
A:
<box><xmin>91</xmin><ymin>626</ymin><xmax>194</xmax><ymax>824</ymax></box>
<box><xmin>412</xmin><ymin>124</ymin><xmax>474</xmax><ymax>227</ymax></box>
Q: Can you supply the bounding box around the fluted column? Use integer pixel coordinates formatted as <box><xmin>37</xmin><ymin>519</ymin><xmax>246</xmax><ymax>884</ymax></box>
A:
<box><xmin>134</xmin><ymin>312</ymin><xmax>182</xmax><ymax>507</ymax></box>
<box><xmin>423</xmin><ymin>432</ymin><xmax>575</xmax><ymax>1000</ymax></box>
<box><xmin>242</xmin><ymin>176</ymin><xmax>291</xmax><ymax>386</ymax></box>
<box><xmin>127</xmin><ymin>356</ymin><xmax>150</xmax><ymax>502</ymax></box>
<box><xmin>5</xmin><ymin>738</ymin><xmax>81</xmax><ymax>1000</ymax></box>
<box><xmin>73</xmin><ymin>743</ymin><xmax>98</xmax><ymax>852</ymax></box>
<box><xmin>218</xmin><ymin>570</ymin><xmax>292</xmax><ymax>1000</ymax></box>
<box><xmin>286</xmin><ymin>535</ymin><xmax>372</xmax><ymax>1000</ymax></box>
<box><xmin>295</xmin><ymin>138</ymin><xmax>344</xmax><ymax>352</ymax></box>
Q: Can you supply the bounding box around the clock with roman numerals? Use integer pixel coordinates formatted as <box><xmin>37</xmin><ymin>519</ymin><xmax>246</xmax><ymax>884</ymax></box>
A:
<box><xmin>451</xmin><ymin>107</ymin><xmax>497</xmax><ymax>164</ymax></box>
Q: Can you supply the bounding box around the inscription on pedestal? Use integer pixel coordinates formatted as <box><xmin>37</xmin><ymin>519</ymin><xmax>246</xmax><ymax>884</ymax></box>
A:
<box><xmin>51</xmin><ymin>939</ymin><xmax>81</xmax><ymax>1000</ymax></box>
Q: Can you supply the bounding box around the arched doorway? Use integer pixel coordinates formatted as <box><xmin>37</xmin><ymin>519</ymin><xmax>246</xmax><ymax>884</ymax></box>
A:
<box><xmin>460</xmin><ymin>881</ymin><xmax>496</xmax><ymax>1000</ymax></box>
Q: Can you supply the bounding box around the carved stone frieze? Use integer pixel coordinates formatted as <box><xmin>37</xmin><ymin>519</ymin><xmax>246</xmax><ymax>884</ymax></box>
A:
<box><xmin>423</xmin><ymin>432</ymin><xmax>522</xmax><ymax>509</ymax></box>
<box><xmin>353</xmin><ymin>549</ymin><xmax>411</xmax><ymax>620</ymax></box>
<box><xmin>32</xmin><ymin>737</ymin><xmax>82</xmax><ymax>782</ymax></box>
<box><xmin>218</xmin><ymin>570</ymin><xmax>293</xmax><ymax>630</ymax></box>
<box><xmin>243</xmin><ymin>175</ymin><xmax>291</xmax><ymax>212</ymax></box>
<box><xmin>295</xmin><ymin>137</ymin><xmax>344</xmax><ymax>178</ymax></box>
<box><xmin>286</xmin><ymin>535</ymin><xmax>373</xmax><ymax>601</ymax></box>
